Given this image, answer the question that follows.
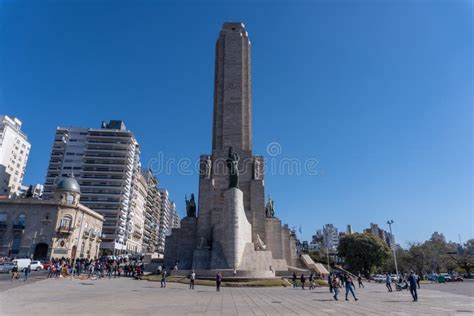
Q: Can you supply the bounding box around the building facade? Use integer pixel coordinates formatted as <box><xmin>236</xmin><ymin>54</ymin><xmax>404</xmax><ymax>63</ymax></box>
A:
<box><xmin>0</xmin><ymin>116</ymin><xmax>31</xmax><ymax>198</ymax></box>
<box><xmin>364</xmin><ymin>223</ymin><xmax>394</xmax><ymax>247</ymax></box>
<box><xmin>0</xmin><ymin>176</ymin><xmax>103</xmax><ymax>260</ymax></box>
<box><xmin>170</xmin><ymin>202</ymin><xmax>180</xmax><ymax>230</ymax></box>
<box><xmin>142</xmin><ymin>170</ymin><xmax>161</xmax><ymax>253</ymax></box>
<box><xmin>18</xmin><ymin>184</ymin><xmax>44</xmax><ymax>199</ymax></box>
<box><xmin>157</xmin><ymin>189</ymin><xmax>171</xmax><ymax>254</ymax></box>
<box><xmin>310</xmin><ymin>224</ymin><xmax>340</xmax><ymax>252</ymax></box>
<box><xmin>125</xmin><ymin>169</ymin><xmax>147</xmax><ymax>254</ymax></box>
<box><xmin>43</xmin><ymin>120</ymin><xmax>142</xmax><ymax>254</ymax></box>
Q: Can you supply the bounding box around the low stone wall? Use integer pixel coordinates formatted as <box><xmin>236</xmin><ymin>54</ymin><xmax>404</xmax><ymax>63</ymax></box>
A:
<box><xmin>167</xmin><ymin>269</ymin><xmax>275</xmax><ymax>279</ymax></box>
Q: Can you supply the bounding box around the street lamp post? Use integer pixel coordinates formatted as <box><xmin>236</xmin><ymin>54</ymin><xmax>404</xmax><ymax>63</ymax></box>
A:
<box><xmin>387</xmin><ymin>220</ymin><xmax>399</xmax><ymax>278</ymax></box>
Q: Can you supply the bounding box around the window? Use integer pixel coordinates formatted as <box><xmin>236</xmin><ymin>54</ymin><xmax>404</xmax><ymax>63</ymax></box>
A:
<box><xmin>18</xmin><ymin>214</ymin><xmax>26</xmax><ymax>226</ymax></box>
<box><xmin>0</xmin><ymin>213</ymin><xmax>7</xmax><ymax>226</ymax></box>
<box><xmin>60</xmin><ymin>215</ymin><xmax>72</xmax><ymax>229</ymax></box>
<box><xmin>12</xmin><ymin>236</ymin><xmax>21</xmax><ymax>254</ymax></box>
<box><xmin>66</xmin><ymin>194</ymin><xmax>74</xmax><ymax>205</ymax></box>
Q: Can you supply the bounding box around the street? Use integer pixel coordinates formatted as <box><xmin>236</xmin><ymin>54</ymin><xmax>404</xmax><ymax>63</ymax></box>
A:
<box><xmin>0</xmin><ymin>276</ymin><xmax>473</xmax><ymax>315</ymax></box>
<box><xmin>0</xmin><ymin>270</ymin><xmax>48</xmax><ymax>293</ymax></box>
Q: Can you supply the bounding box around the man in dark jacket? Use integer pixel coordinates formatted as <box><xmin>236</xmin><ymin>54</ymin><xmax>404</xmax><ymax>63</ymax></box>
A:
<box><xmin>407</xmin><ymin>271</ymin><xmax>418</xmax><ymax>302</ymax></box>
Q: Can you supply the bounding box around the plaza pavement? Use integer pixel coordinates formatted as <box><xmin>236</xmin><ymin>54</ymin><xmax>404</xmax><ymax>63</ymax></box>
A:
<box><xmin>0</xmin><ymin>277</ymin><xmax>473</xmax><ymax>315</ymax></box>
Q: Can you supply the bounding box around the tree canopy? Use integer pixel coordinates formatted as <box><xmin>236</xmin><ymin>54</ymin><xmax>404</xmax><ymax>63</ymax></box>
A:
<box><xmin>337</xmin><ymin>233</ymin><xmax>390</xmax><ymax>276</ymax></box>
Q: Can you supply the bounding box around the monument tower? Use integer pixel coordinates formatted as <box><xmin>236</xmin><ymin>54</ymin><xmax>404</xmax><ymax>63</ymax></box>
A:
<box><xmin>164</xmin><ymin>23</ymin><xmax>298</xmax><ymax>274</ymax></box>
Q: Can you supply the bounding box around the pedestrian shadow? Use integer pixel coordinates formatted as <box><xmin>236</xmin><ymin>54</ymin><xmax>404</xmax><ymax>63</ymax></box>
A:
<box><xmin>313</xmin><ymin>299</ymin><xmax>334</xmax><ymax>302</ymax></box>
<box><xmin>382</xmin><ymin>300</ymin><xmax>407</xmax><ymax>303</ymax></box>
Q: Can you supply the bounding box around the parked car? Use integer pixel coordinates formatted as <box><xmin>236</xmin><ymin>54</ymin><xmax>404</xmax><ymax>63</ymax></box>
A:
<box><xmin>452</xmin><ymin>275</ymin><xmax>464</xmax><ymax>282</ymax></box>
<box><xmin>426</xmin><ymin>274</ymin><xmax>439</xmax><ymax>282</ymax></box>
<box><xmin>440</xmin><ymin>273</ymin><xmax>451</xmax><ymax>282</ymax></box>
<box><xmin>0</xmin><ymin>262</ymin><xmax>16</xmax><ymax>273</ymax></box>
<box><xmin>29</xmin><ymin>261</ymin><xmax>44</xmax><ymax>271</ymax></box>
<box><xmin>371</xmin><ymin>274</ymin><xmax>385</xmax><ymax>283</ymax></box>
<box><xmin>12</xmin><ymin>259</ymin><xmax>31</xmax><ymax>272</ymax></box>
<box><xmin>41</xmin><ymin>261</ymin><xmax>52</xmax><ymax>270</ymax></box>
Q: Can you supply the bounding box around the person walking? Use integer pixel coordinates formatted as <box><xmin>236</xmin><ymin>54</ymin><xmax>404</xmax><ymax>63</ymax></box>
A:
<box><xmin>328</xmin><ymin>274</ymin><xmax>333</xmax><ymax>293</ymax></box>
<box><xmin>407</xmin><ymin>271</ymin><xmax>418</xmax><ymax>302</ymax></box>
<box><xmin>292</xmin><ymin>272</ymin><xmax>297</xmax><ymax>288</ymax></box>
<box><xmin>416</xmin><ymin>274</ymin><xmax>421</xmax><ymax>289</ymax></box>
<box><xmin>385</xmin><ymin>273</ymin><xmax>393</xmax><ymax>292</ymax></box>
<box><xmin>300</xmin><ymin>274</ymin><xmax>306</xmax><ymax>290</ymax></box>
<box><xmin>160</xmin><ymin>269</ymin><xmax>167</xmax><ymax>288</ymax></box>
<box><xmin>190</xmin><ymin>270</ymin><xmax>196</xmax><ymax>290</ymax></box>
<box><xmin>309</xmin><ymin>273</ymin><xmax>315</xmax><ymax>290</ymax></box>
<box><xmin>24</xmin><ymin>265</ymin><xmax>31</xmax><ymax>281</ymax></box>
<box><xmin>357</xmin><ymin>274</ymin><xmax>364</xmax><ymax>288</ymax></box>
<box><xmin>216</xmin><ymin>272</ymin><xmax>222</xmax><ymax>292</ymax></box>
<box><xmin>11</xmin><ymin>264</ymin><xmax>18</xmax><ymax>282</ymax></box>
<box><xmin>344</xmin><ymin>274</ymin><xmax>358</xmax><ymax>301</ymax></box>
<box><xmin>332</xmin><ymin>275</ymin><xmax>341</xmax><ymax>301</ymax></box>
<box><xmin>47</xmin><ymin>264</ymin><xmax>53</xmax><ymax>278</ymax></box>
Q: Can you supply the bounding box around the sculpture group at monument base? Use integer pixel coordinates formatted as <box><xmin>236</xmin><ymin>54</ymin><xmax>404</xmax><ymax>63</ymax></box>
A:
<box><xmin>164</xmin><ymin>187</ymin><xmax>295</xmax><ymax>275</ymax></box>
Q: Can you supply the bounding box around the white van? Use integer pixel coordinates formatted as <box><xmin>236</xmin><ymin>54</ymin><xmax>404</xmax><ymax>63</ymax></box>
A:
<box><xmin>12</xmin><ymin>259</ymin><xmax>31</xmax><ymax>271</ymax></box>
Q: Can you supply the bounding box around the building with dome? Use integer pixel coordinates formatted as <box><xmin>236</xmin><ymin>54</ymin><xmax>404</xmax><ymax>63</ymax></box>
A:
<box><xmin>0</xmin><ymin>176</ymin><xmax>103</xmax><ymax>260</ymax></box>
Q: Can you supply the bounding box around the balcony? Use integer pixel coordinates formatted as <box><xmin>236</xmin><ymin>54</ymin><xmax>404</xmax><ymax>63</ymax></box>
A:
<box><xmin>12</xmin><ymin>223</ymin><xmax>25</xmax><ymax>232</ymax></box>
<box><xmin>57</xmin><ymin>225</ymin><xmax>73</xmax><ymax>234</ymax></box>
<box><xmin>83</xmin><ymin>230</ymin><xmax>90</xmax><ymax>238</ymax></box>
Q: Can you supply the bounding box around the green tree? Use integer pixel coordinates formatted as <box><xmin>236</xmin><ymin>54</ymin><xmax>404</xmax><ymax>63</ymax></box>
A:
<box><xmin>338</xmin><ymin>233</ymin><xmax>390</xmax><ymax>277</ymax></box>
<box><xmin>449</xmin><ymin>239</ymin><xmax>474</xmax><ymax>278</ymax></box>
<box><xmin>403</xmin><ymin>243</ymin><xmax>428</xmax><ymax>276</ymax></box>
<box><xmin>381</xmin><ymin>248</ymin><xmax>408</xmax><ymax>274</ymax></box>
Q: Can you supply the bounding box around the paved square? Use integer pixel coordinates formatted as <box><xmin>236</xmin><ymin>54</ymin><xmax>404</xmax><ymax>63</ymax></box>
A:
<box><xmin>0</xmin><ymin>277</ymin><xmax>473</xmax><ymax>315</ymax></box>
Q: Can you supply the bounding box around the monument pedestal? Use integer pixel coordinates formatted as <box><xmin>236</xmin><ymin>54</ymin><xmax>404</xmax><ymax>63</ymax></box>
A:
<box><xmin>212</xmin><ymin>187</ymin><xmax>252</xmax><ymax>269</ymax></box>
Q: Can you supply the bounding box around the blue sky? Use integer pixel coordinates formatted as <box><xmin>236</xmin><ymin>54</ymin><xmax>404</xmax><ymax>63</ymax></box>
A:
<box><xmin>1</xmin><ymin>0</ymin><xmax>472</xmax><ymax>247</ymax></box>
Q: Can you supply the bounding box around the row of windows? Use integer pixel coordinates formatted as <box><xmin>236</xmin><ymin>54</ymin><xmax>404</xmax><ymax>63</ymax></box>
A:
<box><xmin>0</xmin><ymin>213</ymin><xmax>26</xmax><ymax>225</ymax></box>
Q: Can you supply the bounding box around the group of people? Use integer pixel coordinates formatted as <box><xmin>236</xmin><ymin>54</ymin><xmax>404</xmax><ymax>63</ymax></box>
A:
<box><xmin>157</xmin><ymin>267</ymin><xmax>219</xmax><ymax>292</ymax></box>
<box><xmin>9</xmin><ymin>263</ymin><xmax>31</xmax><ymax>282</ymax></box>
<box><xmin>328</xmin><ymin>273</ymin><xmax>359</xmax><ymax>301</ymax></box>
<box><xmin>291</xmin><ymin>272</ymin><xmax>320</xmax><ymax>290</ymax></box>
<box><xmin>43</xmin><ymin>256</ymin><xmax>145</xmax><ymax>280</ymax></box>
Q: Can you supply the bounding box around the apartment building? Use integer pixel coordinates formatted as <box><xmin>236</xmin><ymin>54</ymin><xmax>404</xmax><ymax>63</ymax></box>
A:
<box><xmin>0</xmin><ymin>116</ymin><xmax>31</xmax><ymax>197</ymax></box>
<box><xmin>43</xmin><ymin>120</ymin><xmax>142</xmax><ymax>254</ymax></box>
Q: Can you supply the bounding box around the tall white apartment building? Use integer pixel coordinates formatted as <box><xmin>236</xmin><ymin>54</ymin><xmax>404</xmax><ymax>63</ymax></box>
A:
<box><xmin>156</xmin><ymin>190</ymin><xmax>180</xmax><ymax>255</ymax></box>
<box><xmin>126</xmin><ymin>167</ymin><xmax>147</xmax><ymax>254</ymax></box>
<box><xmin>43</xmin><ymin>120</ymin><xmax>143</xmax><ymax>254</ymax></box>
<box><xmin>0</xmin><ymin>116</ymin><xmax>31</xmax><ymax>197</ymax></box>
<box><xmin>157</xmin><ymin>189</ymin><xmax>171</xmax><ymax>254</ymax></box>
<box><xmin>322</xmin><ymin>224</ymin><xmax>339</xmax><ymax>251</ymax></box>
<box><xmin>142</xmin><ymin>170</ymin><xmax>161</xmax><ymax>253</ymax></box>
<box><xmin>170</xmin><ymin>202</ymin><xmax>181</xmax><ymax>230</ymax></box>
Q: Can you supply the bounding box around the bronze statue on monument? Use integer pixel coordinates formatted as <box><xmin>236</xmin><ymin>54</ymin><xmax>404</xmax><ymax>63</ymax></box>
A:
<box><xmin>265</xmin><ymin>195</ymin><xmax>275</xmax><ymax>218</ymax></box>
<box><xmin>185</xmin><ymin>194</ymin><xmax>197</xmax><ymax>217</ymax></box>
<box><xmin>226</xmin><ymin>146</ymin><xmax>240</xmax><ymax>188</ymax></box>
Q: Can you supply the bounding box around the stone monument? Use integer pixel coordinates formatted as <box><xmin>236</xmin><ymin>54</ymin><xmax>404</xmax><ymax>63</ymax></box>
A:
<box><xmin>164</xmin><ymin>22</ymin><xmax>298</xmax><ymax>275</ymax></box>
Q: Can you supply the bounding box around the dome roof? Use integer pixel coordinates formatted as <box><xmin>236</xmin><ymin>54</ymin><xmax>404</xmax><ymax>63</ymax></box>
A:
<box><xmin>56</xmin><ymin>176</ymin><xmax>81</xmax><ymax>194</ymax></box>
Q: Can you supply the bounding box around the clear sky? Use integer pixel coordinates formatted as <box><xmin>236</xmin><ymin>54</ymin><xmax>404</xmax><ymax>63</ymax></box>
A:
<box><xmin>1</xmin><ymin>0</ymin><xmax>472</xmax><ymax>247</ymax></box>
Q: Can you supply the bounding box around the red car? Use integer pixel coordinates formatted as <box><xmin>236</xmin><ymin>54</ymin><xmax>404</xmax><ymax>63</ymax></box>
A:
<box><xmin>41</xmin><ymin>261</ymin><xmax>52</xmax><ymax>270</ymax></box>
